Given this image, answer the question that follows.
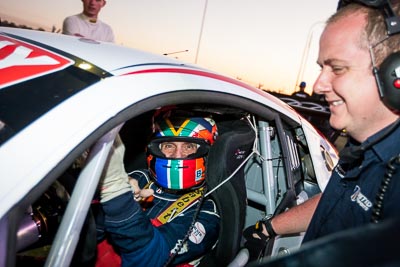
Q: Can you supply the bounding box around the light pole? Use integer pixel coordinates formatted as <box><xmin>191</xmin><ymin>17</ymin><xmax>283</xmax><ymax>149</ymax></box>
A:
<box><xmin>195</xmin><ymin>0</ymin><xmax>208</xmax><ymax>64</ymax></box>
<box><xmin>295</xmin><ymin>21</ymin><xmax>323</xmax><ymax>92</ymax></box>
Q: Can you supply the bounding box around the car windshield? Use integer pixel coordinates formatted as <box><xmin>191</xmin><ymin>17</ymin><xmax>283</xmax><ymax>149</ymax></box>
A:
<box><xmin>0</xmin><ymin>66</ymin><xmax>101</xmax><ymax>145</ymax></box>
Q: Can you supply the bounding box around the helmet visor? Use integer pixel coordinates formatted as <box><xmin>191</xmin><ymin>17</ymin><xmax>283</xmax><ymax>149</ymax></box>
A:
<box><xmin>147</xmin><ymin>137</ymin><xmax>210</xmax><ymax>160</ymax></box>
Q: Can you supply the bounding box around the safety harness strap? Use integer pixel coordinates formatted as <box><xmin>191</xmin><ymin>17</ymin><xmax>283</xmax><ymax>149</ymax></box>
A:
<box><xmin>151</xmin><ymin>187</ymin><xmax>205</xmax><ymax>227</ymax></box>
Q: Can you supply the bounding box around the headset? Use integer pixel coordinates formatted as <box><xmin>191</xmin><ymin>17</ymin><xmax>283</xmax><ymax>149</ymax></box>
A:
<box><xmin>338</xmin><ymin>0</ymin><xmax>400</xmax><ymax>111</ymax></box>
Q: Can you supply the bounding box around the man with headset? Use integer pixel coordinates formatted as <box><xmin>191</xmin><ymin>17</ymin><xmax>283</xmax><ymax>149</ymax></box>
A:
<box><xmin>244</xmin><ymin>0</ymin><xmax>400</xmax><ymax>263</ymax></box>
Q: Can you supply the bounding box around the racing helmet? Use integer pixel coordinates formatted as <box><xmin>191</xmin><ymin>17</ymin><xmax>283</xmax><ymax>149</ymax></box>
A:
<box><xmin>147</xmin><ymin>115</ymin><xmax>218</xmax><ymax>190</ymax></box>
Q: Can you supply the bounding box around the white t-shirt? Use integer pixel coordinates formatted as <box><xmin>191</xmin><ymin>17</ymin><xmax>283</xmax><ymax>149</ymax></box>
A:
<box><xmin>62</xmin><ymin>13</ymin><xmax>115</xmax><ymax>43</ymax></box>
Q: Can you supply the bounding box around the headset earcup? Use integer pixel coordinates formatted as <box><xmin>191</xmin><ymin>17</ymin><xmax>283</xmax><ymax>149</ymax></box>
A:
<box><xmin>377</xmin><ymin>51</ymin><xmax>400</xmax><ymax>110</ymax></box>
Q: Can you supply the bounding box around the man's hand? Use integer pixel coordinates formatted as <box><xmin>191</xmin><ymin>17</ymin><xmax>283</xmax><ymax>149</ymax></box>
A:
<box><xmin>129</xmin><ymin>179</ymin><xmax>154</xmax><ymax>201</ymax></box>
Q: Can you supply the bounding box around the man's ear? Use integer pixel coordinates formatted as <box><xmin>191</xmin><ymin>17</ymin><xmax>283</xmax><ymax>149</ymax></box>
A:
<box><xmin>102</xmin><ymin>0</ymin><xmax>107</xmax><ymax>7</ymax></box>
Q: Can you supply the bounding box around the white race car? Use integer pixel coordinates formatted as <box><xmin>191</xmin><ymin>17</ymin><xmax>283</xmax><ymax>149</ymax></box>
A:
<box><xmin>0</xmin><ymin>27</ymin><xmax>338</xmax><ymax>267</ymax></box>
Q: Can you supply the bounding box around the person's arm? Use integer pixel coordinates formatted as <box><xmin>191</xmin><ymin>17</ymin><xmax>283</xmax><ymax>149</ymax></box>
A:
<box><xmin>243</xmin><ymin>193</ymin><xmax>321</xmax><ymax>262</ymax></box>
<box><xmin>99</xmin><ymin>136</ymin><xmax>170</xmax><ymax>266</ymax></box>
<box><xmin>102</xmin><ymin>192</ymin><xmax>171</xmax><ymax>266</ymax></box>
<box><xmin>62</xmin><ymin>16</ymin><xmax>84</xmax><ymax>37</ymax></box>
<box><xmin>105</xmin><ymin>25</ymin><xmax>115</xmax><ymax>43</ymax></box>
<box><xmin>269</xmin><ymin>193</ymin><xmax>321</xmax><ymax>236</ymax></box>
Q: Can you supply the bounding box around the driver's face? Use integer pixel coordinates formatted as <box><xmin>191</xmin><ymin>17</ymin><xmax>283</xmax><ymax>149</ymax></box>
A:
<box><xmin>160</xmin><ymin>142</ymin><xmax>198</xmax><ymax>158</ymax></box>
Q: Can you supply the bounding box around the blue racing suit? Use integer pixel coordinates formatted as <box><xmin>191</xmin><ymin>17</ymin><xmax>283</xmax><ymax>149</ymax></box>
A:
<box><xmin>100</xmin><ymin>170</ymin><xmax>220</xmax><ymax>267</ymax></box>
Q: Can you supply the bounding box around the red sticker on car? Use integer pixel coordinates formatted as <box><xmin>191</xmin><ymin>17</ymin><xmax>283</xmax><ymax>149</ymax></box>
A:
<box><xmin>0</xmin><ymin>34</ymin><xmax>74</xmax><ymax>88</ymax></box>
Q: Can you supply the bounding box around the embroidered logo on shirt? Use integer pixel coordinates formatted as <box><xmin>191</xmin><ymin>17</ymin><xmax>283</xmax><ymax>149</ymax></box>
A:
<box><xmin>189</xmin><ymin>222</ymin><xmax>206</xmax><ymax>244</ymax></box>
<box><xmin>350</xmin><ymin>185</ymin><xmax>372</xmax><ymax>211</ymax></box>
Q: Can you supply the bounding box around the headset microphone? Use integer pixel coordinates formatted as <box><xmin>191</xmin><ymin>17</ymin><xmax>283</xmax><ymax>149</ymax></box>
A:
<box><xmin>339</xmin><ymin>118</ymin><xmax>400</xmax><ymax>162</ymax></box>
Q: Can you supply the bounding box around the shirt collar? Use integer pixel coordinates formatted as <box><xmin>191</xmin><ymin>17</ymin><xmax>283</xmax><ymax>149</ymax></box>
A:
<box><xmin>79</xmin><ymin>13</ymin><xmax>98</xmax><ymax>23</ymax></box>
<box><xmin>335</xmin><ymin>119</ymin><xmax>400</xmax><ymax>178</ymax></box>
<box><xmin>364</xmin><ymin>120</ymin><xmax>400</xmax><ymax>162</ymax></box>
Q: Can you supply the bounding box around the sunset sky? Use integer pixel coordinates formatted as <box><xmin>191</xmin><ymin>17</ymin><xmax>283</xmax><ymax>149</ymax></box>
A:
<box><xmin>0</xmin><ymin>0</ymin><xmax>338</xmax><ymax>94</ymax></box>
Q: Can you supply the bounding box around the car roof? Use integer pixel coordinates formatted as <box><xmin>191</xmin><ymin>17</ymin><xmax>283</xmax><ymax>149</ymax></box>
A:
<box><xmin>0</xmin><ymin>27</ymin><xmax>336</xmax><ymax>217</ymax></box>
<box><xmin>0</xmin><ymin>26</ymin><xmax>185</xmax><ymax>73</ymax></box>
<box><xmin>0</xmin><ymin>26</ymin><xmax>301</xmax><ymax>139</ymax></box>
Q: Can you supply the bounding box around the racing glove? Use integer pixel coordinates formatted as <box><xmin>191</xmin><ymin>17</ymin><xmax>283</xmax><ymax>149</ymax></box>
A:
<box><xmin>243</xmin><ymin>217</ymin><xmax>276</xmax><ymax>262</ymax></box>
<box><xmin>99</xmin><ymin>135</ymin><xmax>133</xmax><ymax>203</ymax></box>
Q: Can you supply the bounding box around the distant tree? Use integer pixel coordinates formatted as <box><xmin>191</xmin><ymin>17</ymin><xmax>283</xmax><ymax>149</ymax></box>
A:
<box><xmin>0</xmin><ymin>17</ymin><xmax>59</xmax><ymax>32</ymax></box>
<box><xmin>51</xmin><ymin>25</ymin><xmax>61</xmax><ymax>33</ymax></box>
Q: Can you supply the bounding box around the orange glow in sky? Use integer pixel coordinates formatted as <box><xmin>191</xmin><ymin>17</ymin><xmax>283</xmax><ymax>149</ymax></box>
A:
<box><xmin>0</xmin><ymin>0</ymin><xmax>338</xmax><ymax>94</ymax></box>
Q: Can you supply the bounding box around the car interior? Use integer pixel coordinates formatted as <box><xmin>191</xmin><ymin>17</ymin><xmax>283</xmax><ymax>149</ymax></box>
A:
<box><xmin>11</xmin><ymin>102</ymin><xmax>321</xmax><ymax>267</ymax></box>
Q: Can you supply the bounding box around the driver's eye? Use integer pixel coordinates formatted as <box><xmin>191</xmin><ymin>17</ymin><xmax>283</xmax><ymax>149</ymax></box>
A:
<box><xmin>160</xmin><ymin>143</ymin><xmax>176</xmax><ymax>152</ymax></box>
<box><xmin>182</xmin><ymin>143</ymin><xmax>197</xmax><ymax>152</ymax></box>
<box><xmin>159</xmin><ymin>142</ymin><xmax>198</xmax><ymax>157</ymax></box>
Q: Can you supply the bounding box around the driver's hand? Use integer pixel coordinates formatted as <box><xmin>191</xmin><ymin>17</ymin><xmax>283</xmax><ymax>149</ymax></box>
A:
<box><xmin>129</xmin><ymin>178</ymin><xmax>154</xmax><ymax>201</ymax></box>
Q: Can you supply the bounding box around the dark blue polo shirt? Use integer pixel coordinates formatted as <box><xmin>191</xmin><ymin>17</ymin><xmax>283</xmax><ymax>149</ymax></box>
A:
<box><xmin>303</xmin><ymin>121</ymin><xmax>400</xmax><ymax>242</ymax></box>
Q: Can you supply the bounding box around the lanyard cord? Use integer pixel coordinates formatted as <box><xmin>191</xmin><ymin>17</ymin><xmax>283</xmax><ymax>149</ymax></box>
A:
<box><xmin>163</xmin><ymin>186</ymin><xmax>208</xmax><ymax>267</ymax></box>
<box><xmin>162</xmin><ymin>116</ymin><xmax>259</xmax><ymax>266</ymax></box>
<box><xmin>370</xmin><ymin>154</ymin><xmax>400</xmax><ymax>223</ymax></box>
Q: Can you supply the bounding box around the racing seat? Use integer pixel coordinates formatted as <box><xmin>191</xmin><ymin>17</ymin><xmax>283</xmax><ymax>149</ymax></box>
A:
<box><xmin>200</xmin><ymin>119</ymin><xmax>256</xmax><ymax>266</ymax></box>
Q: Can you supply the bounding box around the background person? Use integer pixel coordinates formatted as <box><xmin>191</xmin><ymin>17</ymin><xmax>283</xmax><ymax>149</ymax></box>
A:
<box><xmin>62</xmin><ymin>0</ymin><xmax>115</xmax><ymax>42</ymax></box>
<box><xmin>291</xmin><ymin>81</ymin><xmax>310</xmax><ymax>98</ymax></box>
<box><xmin>244</xmin><ymin>1</ymin><xmax>400</xmax><ymax>262</ymax></box>
<box><xmin>97</xmin><ymin>112</ymin><xmax>220</xmax><ymax>266</ymax></box>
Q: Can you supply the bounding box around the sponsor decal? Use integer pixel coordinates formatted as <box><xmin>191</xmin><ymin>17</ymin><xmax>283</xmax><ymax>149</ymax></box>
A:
<box><xmin>195</xmin><ymin>169</ymin><xmax>203</xmax><ymax>181</ymax></box>
<box><xmin>234</xmin><ymin>148</ymin><xmax>246</xmax><ymax>160</ymax></box>
<box><xmin>0</xmin><ymin>34</ymin><xmax>73</xmax><ymax>89</ymax></box>
<box><xmin>156</xmin><ymin>188</ymin><xmax>163</xmax><ymax>194</ymax></box>
<box><xmin>189</xmin><ymin>222</ymin><xmax>206</xmax><ymax>244</ymax></box>
<box><xmin>350</xmin><ymin>185</ymin><xmax>372</xmax><ymax>211</ymax></box>
<box><xmin>156</xmin><ymin>188</ymin><xmax>204</xmax><ymax>225</ymax></box>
